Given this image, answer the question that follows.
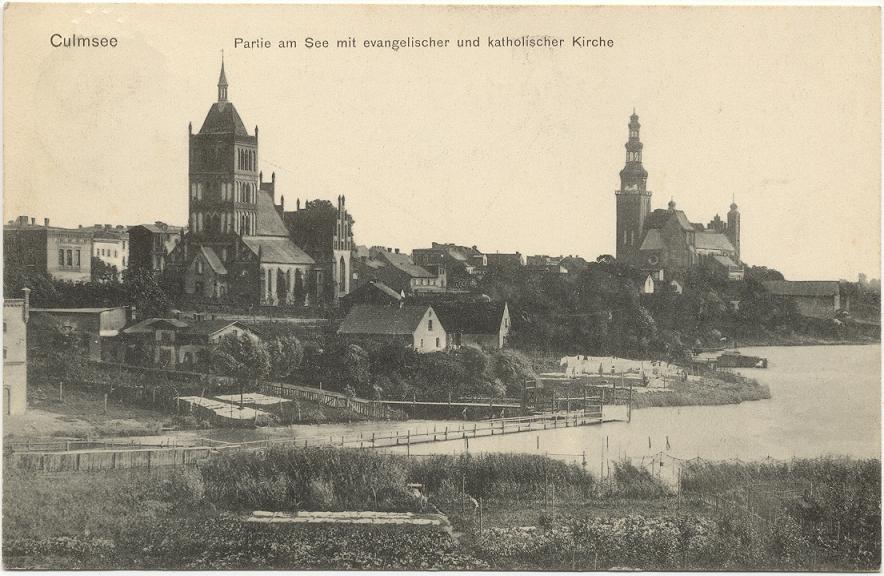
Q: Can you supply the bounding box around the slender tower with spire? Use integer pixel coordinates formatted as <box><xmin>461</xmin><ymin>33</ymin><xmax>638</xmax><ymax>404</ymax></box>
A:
<box><xmin>615</xmin><ymin>110</ymin><xmax>652</xmax><ymax>264</ymax></box>
<box><xmin>727</xmin><ymin>196</ymin><xmax>741</xmax><ymax>262</ymax></box>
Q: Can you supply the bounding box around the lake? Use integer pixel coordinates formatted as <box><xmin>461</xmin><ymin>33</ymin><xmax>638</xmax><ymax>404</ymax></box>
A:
<box><xmin>134</xmin><ymin>344</ymin><xmax>881</xmax><ymax>473</ymax></box>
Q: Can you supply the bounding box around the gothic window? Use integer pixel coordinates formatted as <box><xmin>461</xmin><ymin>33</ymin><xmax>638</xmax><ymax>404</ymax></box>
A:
<box><xmin>196</xmin><ymin>259</ymin><xmax>203</xmax><ymax>274</ymax></box>
<box><xmin>339</xmin><ymin>256</ymin><xmax>346</xmax><ymax>289</ymax></box>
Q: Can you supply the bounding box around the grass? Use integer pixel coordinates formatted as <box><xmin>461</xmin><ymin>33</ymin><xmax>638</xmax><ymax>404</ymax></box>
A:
<box><xmin>632</xmin><ymin>374</ymin><xmax>771</xmax><ymax>409</ymax></box>
<box><xmin>3</xmin><ymin>451</ymin><xmax>879</xmax><ymax>571</ymax></box>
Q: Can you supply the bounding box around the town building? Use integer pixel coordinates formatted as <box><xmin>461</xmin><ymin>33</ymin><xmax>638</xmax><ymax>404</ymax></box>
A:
<box><xmin>762</xmin><ymin>280</ymin><xmax>843</xmax><ymax>319</ymax></box>
<box><xmin>525</xmin><ymin>255</ymin><xmax>568</xmax><ymax>276</ymax></box>
<box><xmin>122</xmin><ymin>317</ymin><xmax>261</xmax><ymax>368</ymax></box>
<box><xmin>166</xmin><ymin>59</ymin><xmax>317</xmax><ymax>306</ymax></box>
<box><xmin>4</xmin><ymin>216</ymin><xmax>93</xmax><ymax>283</ymax></box>
<box><xmin>3</xmin><ymin>289</ymin><xmax>30</xmax><ymax>415</ymax></box>
<box><xmin>412</xmin><ymin>242</ymin><xmax>486</xmax><ymax>290</ymax></box>
<box><xmin>128</xmin><ymin>222</ymin><xmax>183</xmax><ymax>275</ymax></box>
<box><xmin>433</xmin><ymin>301</ymin><xmax>510</xmax><ymax>349</ymax></box>
<box><xmin>485</xmin><ymin>252</ymin><xmax>526</xmax><ymax>274</ymax></box>
<box><xmin>81</xmin><ymin>224</ymin><xmax>129</xmax><ymax>279</ymax></box>
<box><xmin>339</xmin><ymin>280</ymin><xmax>404</xmax><ymax>312</ymax></box>
<box><xmin>365</xmin><ymin>247</ymin><xmax>443</xmax><ymax>294</ymax></box>
<box><xmin>29</xmin><ymin>307</ymin><xmax>129</xmax><ymax>361</ymax></box>
<box><xmin>614</xmin><ymin>112</ymin><xmax>743</xmax><ymax>280</ymax></box>
<box><xmin>337</xmin><ymin>303</ymin><xmax>447</xmax><ymax>353</ymax></box>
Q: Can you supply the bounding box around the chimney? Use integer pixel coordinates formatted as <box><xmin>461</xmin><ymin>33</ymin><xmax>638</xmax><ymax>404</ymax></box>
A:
<box><xmin>44</xmin><ymin>218</ymin><xmax>50</xmax><ymax>227</ymax></box>
<box><xmin>272</xmin><ymin>172</ymin><xmax>276</xmax><ymax>185</ymax></box>
<box><xmin>30</xmin><ymin>218</ymin><xmax>35</xmax><ymax>226</ymax></box>
<box><xmin>21</xmin><ymin>288</ymin><xmax>30</xmax><ymax>323</ymax></box>
<box><xmin>280</xmin><ymin>195</ymin><xmax>285</xmax><ymax>212</ymax></box>
<box><xmin>395</xmin><ymin>248</ymin><xmax>399</xmax><ymax>254</ymax></box>
<box><xmin>78</xmin><ymin>224</ymin><xmax>83</xmax><ymax>229</ymax></box>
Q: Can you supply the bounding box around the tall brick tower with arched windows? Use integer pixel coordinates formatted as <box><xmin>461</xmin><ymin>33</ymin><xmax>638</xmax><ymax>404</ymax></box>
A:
<box><xmin>188</xmin><ymin>56</ymin><xmax>260</xmax><ymax>264</ymax></box>
<box><xmin>615</xmin><ymin>110</ymin><xmax>652</xmax><ymax>264</ymax></box>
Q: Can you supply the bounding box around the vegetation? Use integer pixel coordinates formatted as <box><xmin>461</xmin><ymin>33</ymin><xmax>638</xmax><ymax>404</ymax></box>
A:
<box><xmin>631</xmin><ymin>373</ymin><xmax>771</xmax><ymax>409</ymax></box>
<box><xmin>479</xmin><ymin>258</ymin><xmax>878</xmax><ymax>361</ymax></box>
<box><xmin>4</xmin><ymin>452</ymin><xmax>878</xmax><ymax>570</ymax></box>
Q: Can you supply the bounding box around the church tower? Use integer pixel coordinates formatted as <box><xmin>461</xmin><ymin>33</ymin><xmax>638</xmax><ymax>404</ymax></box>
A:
<box><xmin>615</xmin><ymin>110</ymin><xmax>652</xmax><ymax>263</ymax></box>
<box><xmin>188</xmin><ymin>57</ymin><xmax>260</xmax><ymax>263</ymax></box>
<box><xmin>727</xmin><ymin>199</ymin><xmax>741</xmax><ymax>262</ymax></box>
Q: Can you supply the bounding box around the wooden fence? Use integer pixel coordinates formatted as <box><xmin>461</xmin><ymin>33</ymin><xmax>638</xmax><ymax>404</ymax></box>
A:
<box><xmin>259</xmin><ymin>382</ymin><xmax>403</xmax><ymax>420</ymax></box>
<box><xmin>7</xmin><ymin>446</ymin><xmax>214</xmax><ymax>473</ymax></box>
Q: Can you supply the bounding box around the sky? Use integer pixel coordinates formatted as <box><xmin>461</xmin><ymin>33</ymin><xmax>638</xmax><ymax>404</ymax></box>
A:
<box><xmin>4</xmin><ymin>5</ymin><xmax>881</xmax><ymax>281</ymax></box>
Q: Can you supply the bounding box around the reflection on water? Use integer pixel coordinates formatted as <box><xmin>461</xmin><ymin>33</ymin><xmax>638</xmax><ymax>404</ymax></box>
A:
<box><xmin>132</xmin><ymin>345</ymin><xmax>881</xmax><ymax>472</ymax></box>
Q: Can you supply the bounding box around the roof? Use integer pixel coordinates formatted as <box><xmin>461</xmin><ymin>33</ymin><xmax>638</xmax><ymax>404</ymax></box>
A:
<box><xmin>181</xmin><ymin>319</ymin><xmax>249</xmax><ymax>337</ymax></box>
<box><xmin>255</xmin><ymin>188</ymin><xmax>289</xmax><ymax>237</ymax></box>
<box><xmin>123</xmin><ymin>317</ymin><xmax>189</xmax><ymax>334</ymax></box>
<box><xmin>639</xmin><ymin>228</ymin><xmax>665</xmax><ymax>251</ymax></box>
<box><xmin>199</xmin><ymin>246</ymin><xmax>228</xmax><ymax>275</ymax></box>
<box><xmin>130</xmin><ymin>223</ymin><xmax>183</xmax><ymax>235</ymax></box>
<box><xmin>31</xmin><ymin>307</ymin><xmax>124</xmax><ymax>314</ymax></box>
<box><xmin>695</xmin><ymin>231</ymin><xmax>736</xmax><ymax>252</ymax></box>
<box><xmin>712</xmin><ymin>255</ymin><xmax>740</xmax><ymax>268</ymax></box>
<box><xmin>762</xmin><ymin>280</ymin><xmax>840</xmax><ymax>297</ymax></box>
<box><xmin>198</xmin><ymin>101</ymin><xmax>249</xmax><ymax>136</ymax></box>
<box><xmin>432</xmin><ymin>302</ymin><xmax>508</xmax><ymax>335</ymax></box>
<box><xmin>380</xmin><ymin>251</ymin><xmax>435</xmax><ymax>278</ymax></box>
<box><xmin>644</xmin><ymin>209</ymin><xmax>694</xmax><ymax>232</ymax></box>
<box><xmin>242</xmin><ymin>236</ymin><xmax>315</xmax><ymax>265</ymax></box>
<box><xmin>338</xmin><ymin>304</ymin><xmax>432</xmax><ymax>336</ymax></box>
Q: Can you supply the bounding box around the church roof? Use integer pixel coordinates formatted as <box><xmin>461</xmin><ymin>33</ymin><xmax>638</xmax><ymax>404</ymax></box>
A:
<box><xmin>198</xmin><ymin>102</ymin><xmax>249</xmax><ymax>136</ymax></box>
<box><xmin>644</xmin><ymin>209</ymin><xmax>694</xmax><ymax>232</ymax></box>
<box><xmin>639</xmin><ymin>228</ymin><xmax>665</xmax><ymax>251</ymax></box>
<box><xmin>198</xmin><ymin>246</ymin><xmax>228</xmax><ymax>275</ymax></box>
<box><xmin>695</xmin><ymin>231</ymin><xmax>736</xmax><ymax>252</ymax></box>
<box><xmin>241</xmin><ymin>236</ymin><xmax>314</xmax><ymax>265</ymax></box>
<box><xmin>255</xmin><ymin>188</ymin><xmax>289</xmax><ymax>237</ymax></box>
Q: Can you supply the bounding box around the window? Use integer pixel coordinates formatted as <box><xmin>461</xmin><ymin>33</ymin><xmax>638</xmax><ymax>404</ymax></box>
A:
<box><xmin>196</xmin><ymin>259</ymin><xmax>203</xmax><ymax>274</ymax></box>
<box><xmin>58</xmin><ymin>249</ymin><xmax>64</xmax><ymax>266</ymax></box>
<box><xmin>66</xmin><ymin>250</ymin><xmax>72</xmax><ymax>266</ymax></box>
<box><xmin>114</xmin><ymin>250</ymin><xmax>118</xmax><ymax>258</ymax></box>
<box><xmin>428</xmin><ymin>319</ymin><xmax>433</xmax><ymax>331</ymax></box>
<box><xmin>75</xmin><ymin>250</ymin><xmax>80</xmax><ymax>267</ymax></box>
<box><xmin>420</xmin><ymin>338</ymin><xmax>424</xmax><ymax>349</ymax></box>
<box><xmin>435</xmin><ymin>337</ymin><xmax>440</xmax><ymax>348</ymax></box>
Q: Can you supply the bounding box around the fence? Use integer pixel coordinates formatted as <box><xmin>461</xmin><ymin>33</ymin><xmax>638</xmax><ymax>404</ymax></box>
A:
<box><xmin>259</xmin><ymin>382</ymin><xmax>402</xmax><ymax>420</ymax></box>
<box><xmin>7</xmin><ymin>446</ymin><xmax>215</xmax><ymax>473</ymax></box>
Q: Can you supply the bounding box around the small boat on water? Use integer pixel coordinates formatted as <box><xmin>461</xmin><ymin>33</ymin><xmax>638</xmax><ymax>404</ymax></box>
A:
<box><xmin>716</xmin><ymin>350</ymin><xmax>768</xmax><ymax>368</ymax></box>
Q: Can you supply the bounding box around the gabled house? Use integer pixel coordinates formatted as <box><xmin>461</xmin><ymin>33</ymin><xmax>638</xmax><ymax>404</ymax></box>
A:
<box><xmin>762</xmin><ymin>281</ymin><xmax>843</xmax><ymax>319</ymax></box>
<box><xmin>339</xmin><ymin>280</ymin><xmax>404</xmax><ymax>313</ymax></box>
<box><xmin>122</xmin><ymin>317</ymin><xmax>261</xmax><ymax>368</ymax></box>
<box><xmin>337</xmin><ymin>304</ymin><xmax>447</xmax><ymax>353</ymax></box>
<box><xmin>432</xmin><ymin>301</ymin><xmax>510</xmax><ymax>349</ymax></box>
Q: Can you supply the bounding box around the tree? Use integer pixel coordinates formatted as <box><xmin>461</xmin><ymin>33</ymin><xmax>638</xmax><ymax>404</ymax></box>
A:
<box><xmin>123</xmin><ymin>268</ymin><xmax>170</xmax><ymax>319</ymax></box>
<box><xmin>90</xmin><ymin>257</ymin><xmax>119</xmax><ymax>284</ymax></box>
<box><xmin>266</xmin><ymin>335</ymin><xmax>304</xmax><ymax>382</ymax></box>
<box><xmin>27</xmin><ymin>313</ymin><xmax>89</xmax><ymax>384</ymax></box>
<box><xmin>208</xmin><ymin>334</ymin><xmax>271</xmax><ymax>403</ymax></box>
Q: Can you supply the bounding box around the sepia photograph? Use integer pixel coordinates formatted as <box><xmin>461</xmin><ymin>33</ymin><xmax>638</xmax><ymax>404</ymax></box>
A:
<box><xmin>2</xmin><ymin>3</ymin><xmax>881</xmax><ymax>571</ymax></box>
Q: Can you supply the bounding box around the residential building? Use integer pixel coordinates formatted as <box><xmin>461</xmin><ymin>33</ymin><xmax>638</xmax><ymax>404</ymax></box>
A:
<box><xmin>412</xmin><ymin>242</ymin><xmax>486</xmax><ymax>290</ymax></box>
<box><xmin>122</xmin><ymin>317</ymin><xmax>261</xmax><ymax>368</ymax></box>
<box><xmin>369</xmin><ymin>247</ymin><xmax>443</xmax><ymax>294</ymax></box>
<box><xmin>337</xmin><ymin>304</ymin><xmax>447</xmax><ymax>353</ymax></box>
<box><xmin>128</xmin><ymin>222</ymin><xmax>183</xmax><ymax>274</ymax></box>
<box><xmin>339</xmin><ymin>280</ymin><xmax>403</xmax><ymax>313</ymax></box>
<box><xmin>433</xmin><ymin>301</ymin><xmax>510</xmax><ymax>349</ymax></box>
<box><xmin>3</xmin><ymin>289</ymin><xmax>30</xmax><ymax>415</ymax></box>
<box><xmin>4</xmin><ymin>216</ymin><xmax>93</xmax><ymax>282</ymax></box>
<box><xmin>485</xmin><ymin>252</ymin><xmax>526</xmax><ymax>273</ymax></box>
<box><xmin>82</xmin><ymin>224</ymin><xmax>129</xmax><ymax>279</ymax></box>
<box><xmin>30</xmin><ymin>307</ymin><xmax>128</xmax><ymax>361</ymax></box>
<box><xmin>762</xmin><ymin>281</ymin><xmax>843</xmax><ymax>319</ymax></box>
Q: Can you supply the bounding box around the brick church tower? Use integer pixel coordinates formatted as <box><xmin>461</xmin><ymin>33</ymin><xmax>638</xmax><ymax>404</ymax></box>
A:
<box><xmin>727</xmin><ymin>198</ymin><xmax>741</xmax><ymax>262</ymax></box>
<box><xmin>187</xmin><ymin>56</ymin><xmax>260</xmax><ymax>264</ymax></box>
<box><xmin>615</xmin><ymin>110</ymin><xmax>652</xmax><ymax>264</ymax></box>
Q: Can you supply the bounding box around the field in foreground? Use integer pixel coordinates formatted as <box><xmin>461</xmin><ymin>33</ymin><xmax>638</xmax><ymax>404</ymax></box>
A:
<box><xmin>3</xmin><ymin>449</ymin><xmax>879</xmax><ymax>571</ymax></box>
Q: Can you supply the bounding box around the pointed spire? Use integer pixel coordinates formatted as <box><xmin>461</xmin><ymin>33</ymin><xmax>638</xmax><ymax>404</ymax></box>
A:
<box><xmin>217</xmin><ymin>50</ymin><xmax>228</xmax><ymax>102</ymax></box>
